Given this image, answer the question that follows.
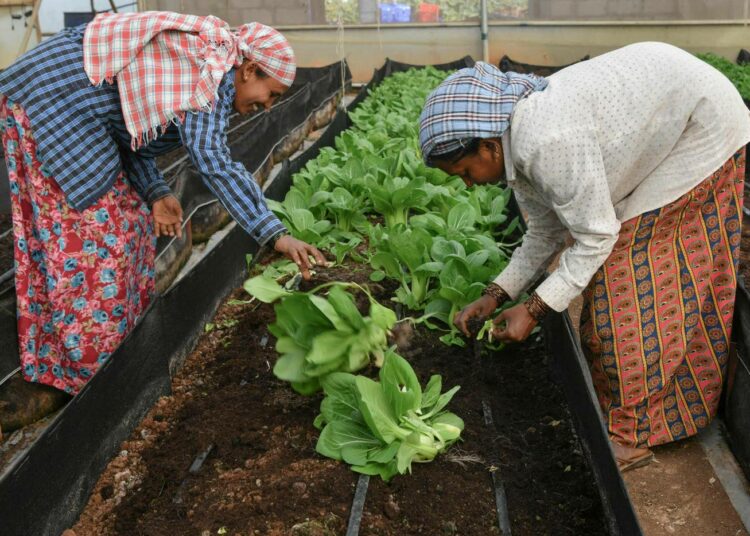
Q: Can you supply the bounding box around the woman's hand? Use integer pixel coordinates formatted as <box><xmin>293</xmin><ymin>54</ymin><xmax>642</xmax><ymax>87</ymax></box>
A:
<box><xmin>454</xmin><ymin>295</ymin><xmax>499</xmax><ymax>337</ymax></box>
<box><xmin>491</xmin><ymin>303</ymin><xmax>538</xmax><ymax>343</ymax></box>
<box><xmin>274</xmin><ymin>235</ymin><xmax>327</xmax><ymax>280</ymax></box>
<box><xmin>152</xmin><ymin>195</ymin><xmax>183</xmax><ymax>238</ymax></box>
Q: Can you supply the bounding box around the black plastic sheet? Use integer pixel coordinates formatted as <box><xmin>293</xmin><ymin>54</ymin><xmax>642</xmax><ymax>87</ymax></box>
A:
<box><xmin>726</xmin><ymin>281</ymin><xmax>750</xmax><ymax>480</ymax></box>
<box><xmin>499</xmin><ymin>53</ymin><xmax>590</xmax><ymax>76</ymax></box>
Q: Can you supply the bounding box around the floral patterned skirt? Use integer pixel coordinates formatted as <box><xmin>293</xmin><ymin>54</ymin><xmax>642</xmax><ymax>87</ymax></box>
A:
<box><xmin>580</xmin><ymin>149</ymin><xmax>744</xmax><ymax>448</ymax></box>
<box><xmin>1</xmin><ymin>96</ymin><xmax>156</xmax><ymax>394</ymax></box>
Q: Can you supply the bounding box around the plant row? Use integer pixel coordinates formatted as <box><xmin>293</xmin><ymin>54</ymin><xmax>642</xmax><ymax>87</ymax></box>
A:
<box><xmin>266</xmin><ymin>66</ymin><xmax>519</xmax><ymax>346</ymax></box>
<box><xmin>244</xmin><ymin>67</ymin><xmax>521</xmax><ymax>480</ymax></box>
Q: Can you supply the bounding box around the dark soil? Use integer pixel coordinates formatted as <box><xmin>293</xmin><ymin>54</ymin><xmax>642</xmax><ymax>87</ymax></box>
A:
<box><xmin>361</xmin><ymin>329</ymin><xmax>607</xmax><ymax>535</ymax></box>
<box><xmin>72</xmin><ymin>260</ymin><xmax>607</xmax><ymax>535</ymax></box>
<box><xmin>484</xmin><ymin>340</ymin><xmax>606</xmax><ymax>535</ymax></box>
<box><xmin>360</xmin><ymin>328</ymin><xmax>499</xmax><ymax>535</ymax></box>
<box><xmin>75</xmin><ymin>288</ymin><xmax>358</xmax><ymax>535</ymax></box>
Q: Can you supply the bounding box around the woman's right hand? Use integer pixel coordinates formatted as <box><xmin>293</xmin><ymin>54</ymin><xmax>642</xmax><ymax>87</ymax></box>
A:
<box><xmin>453</xmin><ymin>294</ymin><xmax>499</xmax><ymax>337</ymax></box>
<box><xmin>274</xmin><ymin>234</ymin><xmax>327</xmax><ymax>281</ymax></box>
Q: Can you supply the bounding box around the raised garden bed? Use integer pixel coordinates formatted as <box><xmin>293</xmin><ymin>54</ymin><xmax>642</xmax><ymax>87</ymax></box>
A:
<box><xmin>70</xmin><ymin>259</ymin><xmax>606</xmax><ymax>535</ymax></box>
<box><xmin>0</xmin><ymin>57</ymin><xmax>640</xmax><ymax>536</ymax></box>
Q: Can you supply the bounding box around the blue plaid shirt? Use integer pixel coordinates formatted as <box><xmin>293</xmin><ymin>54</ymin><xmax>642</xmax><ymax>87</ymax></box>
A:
<box><xmin>0</xmin><ymin>25</ymin><xmax>285</xmax><ymax>245</ymax></box>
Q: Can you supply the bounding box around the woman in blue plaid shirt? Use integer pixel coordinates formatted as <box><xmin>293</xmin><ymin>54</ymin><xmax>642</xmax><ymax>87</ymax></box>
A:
<box><xmin>0</xmin><ymin>13</ymin><xmax>323</xmax><ymax>427</ymax></box>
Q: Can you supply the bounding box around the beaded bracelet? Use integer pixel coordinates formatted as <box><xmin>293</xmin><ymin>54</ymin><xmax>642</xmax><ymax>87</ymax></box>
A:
<box><xmin>481</xmin><ymin>283</ymin><xmax>510</xmax><ymax>307</ymax></box>
<box><xmin>524</xmin><ymin>292</ymin><xmax>551</xmax><ymax>322</ymax></box>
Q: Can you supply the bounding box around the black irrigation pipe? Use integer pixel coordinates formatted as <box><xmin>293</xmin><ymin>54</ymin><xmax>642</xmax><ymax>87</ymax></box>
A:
<box><xmin>345</xmin><ymin>475</ymin><xmax>370</xmax><ymax>536</ymax></box>
<box><xmin>0</xmin><ymin>268</ymin><xmax>12</xmax><ymax>286</ymax></box>
<box><xmin>482</xmin><ymin>400</ymin><xmax>512</xmax><ymax>535</ymax></box>
<box><xmin>473</xmin><ymin>337</ymin><xmax>513</xmax><ymax>535</ymax></box>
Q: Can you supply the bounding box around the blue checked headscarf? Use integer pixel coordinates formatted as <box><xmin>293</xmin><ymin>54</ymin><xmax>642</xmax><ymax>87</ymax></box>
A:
<box><xmin>419</xmin><ymin>62</ymin><xmax>548</xmax><ymax>162</ymax></box>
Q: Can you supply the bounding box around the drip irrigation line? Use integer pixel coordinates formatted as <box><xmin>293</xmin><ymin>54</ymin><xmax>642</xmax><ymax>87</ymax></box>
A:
<box><xmin>483</xmin><ymin>400</ymin><xmax>512</xmax><ymax>535</ymax></box>
<box><xmin>345</xmin><ymin>474</ymin><xmax>370</xmax><ymax>536</ymax></box>
<box><xmin>0</xmin><ymin>228</ymin><xmax>12</xmax><ymax>240</ymax></box>
<box><xmin>154</xmin><ymin>199</ymin><xmax>220</xmax><ymax>263</ymax></box>
<box><xmin>342</xmin><ymin>277</ymin><xmax>392</xmax><ymax>536</ymax></box>
<box><xmin>736</xmin><ymin>344</ymin><xmax>750</xmax><ymax>377</ymax></box>
<box><xmin>160</xmin><ymin>111</ymin><xmax>253</xmax><ymax>178</ymax></box>
<box><xmin>0</xmin><ymin>282</ymin><xmax>14</xmax><ymax>297</ymax></box>
<box><xmin>173</xmin><ymin>443</ymin><xmax>215</xmax><ymax>505</ymax></box>
<box><xmin>0</xmin><ymin>268</ymin><xmax>14</xmax><ymax>286</ymax></box>
<box><xmin>474</xmin><ymin>339</ymin><xmax>512</xmax><ymax>535</ymax></box>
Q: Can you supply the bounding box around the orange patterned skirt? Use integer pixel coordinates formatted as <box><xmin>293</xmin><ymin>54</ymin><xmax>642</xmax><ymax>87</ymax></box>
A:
<box><xmin>580</xmin><ymin>149</ymin><xmax>744</xmax><ymax>448</ymax></box>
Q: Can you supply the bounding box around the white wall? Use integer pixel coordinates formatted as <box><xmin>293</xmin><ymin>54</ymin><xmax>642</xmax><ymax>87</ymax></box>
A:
<box><xmin>40</xmin><ymin>0</ymin><xmax>136</xmax><ymax>34</ymax></box>
<box><xmin>1</xmin><ymin>0</ymin><xmax>138</xmax><ymax>68</ymax></box>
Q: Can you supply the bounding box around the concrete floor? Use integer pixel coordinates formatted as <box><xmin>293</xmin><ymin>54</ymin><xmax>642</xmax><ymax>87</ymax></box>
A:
<box><xmin>566</xmin><ymin>297</ymin><xmax>750</xmax><ymax>536</ymax></box>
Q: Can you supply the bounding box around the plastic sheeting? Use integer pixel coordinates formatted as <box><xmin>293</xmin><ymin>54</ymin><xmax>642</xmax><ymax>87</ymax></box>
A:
<box><xmin>726</xmin><ymin>282</ymin><xmax>750</xmax><ymax>482</ymax></box>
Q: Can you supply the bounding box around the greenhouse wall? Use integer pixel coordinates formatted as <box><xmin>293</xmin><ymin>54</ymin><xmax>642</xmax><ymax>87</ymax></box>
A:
<box><xmin>528</xmin><ymin>0</ymin><xmax>748</xmax><ymax>20</ymax></box>
<box><xmin>149</xmin><ymin>0</ymin><xmax>328</xmax><ymax>25</ymax></box>
<box><xmin>273</xmin><ymin>22</ymin><xmax>750</xmax><ymax>82</ymax></box>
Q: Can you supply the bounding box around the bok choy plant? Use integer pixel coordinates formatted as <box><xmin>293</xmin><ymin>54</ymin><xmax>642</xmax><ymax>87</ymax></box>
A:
<box><xmin>244</xmin><ymin>276</ymin><xmax>396</xmax><ymax>395</ymax></box>
<box><xmin>314</xmin><ymin>350</ymin><xmax>463</xmax><ymax>481</ymax></box>
<box><xmin>369</xmin><ymin>225</ymin><xmax>441</xmax><ymax>310</ymax></box>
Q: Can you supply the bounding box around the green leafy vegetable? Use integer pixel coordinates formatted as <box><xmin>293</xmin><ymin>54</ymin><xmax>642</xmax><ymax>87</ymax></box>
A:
<box><xmin>314</xmin><ymin>350</ymin><xmax>463</xmax><ymax>480</ymax></box>
<box><xmin>244</xmin><ymin>277</ymin><xmax>397</xmax><ymax>394</ymax></box>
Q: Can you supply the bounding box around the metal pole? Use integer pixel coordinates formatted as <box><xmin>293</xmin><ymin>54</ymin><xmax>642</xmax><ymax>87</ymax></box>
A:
<box><xmin>480</xmin><ymin>0</ymin><xmax>489</xmax><ymax>63</ymax></box>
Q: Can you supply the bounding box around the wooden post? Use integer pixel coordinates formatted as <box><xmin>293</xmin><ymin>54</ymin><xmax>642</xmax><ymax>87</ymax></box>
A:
<box><xmin>14</xmin><ymin>0</ymin><xmax>42</xmax><ymax>59</ymax></box>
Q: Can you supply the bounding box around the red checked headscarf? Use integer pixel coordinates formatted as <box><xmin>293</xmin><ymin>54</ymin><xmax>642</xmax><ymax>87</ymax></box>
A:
<box><xmin>83</xmin><ymin>11</ymin><xmax>296</xmax><ymax>148</ymax></box>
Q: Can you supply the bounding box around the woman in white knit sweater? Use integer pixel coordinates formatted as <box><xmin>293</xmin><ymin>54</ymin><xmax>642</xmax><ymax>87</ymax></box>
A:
<box><xmin>420</xmin><ymin>42</ymin><xmax>750</xmax><ymax>470</ymax></box>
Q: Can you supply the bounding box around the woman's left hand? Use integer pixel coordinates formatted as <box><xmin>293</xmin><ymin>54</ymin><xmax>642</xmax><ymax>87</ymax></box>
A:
<box><xmin>152</xmin><ymin>195</ymin><xmax>183</xmax><ymax>238</ymax></box>
<box><xmin>491</xmin><ymin>303</ymin><xmax>538</xmax><ymax>343</ymax></box>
